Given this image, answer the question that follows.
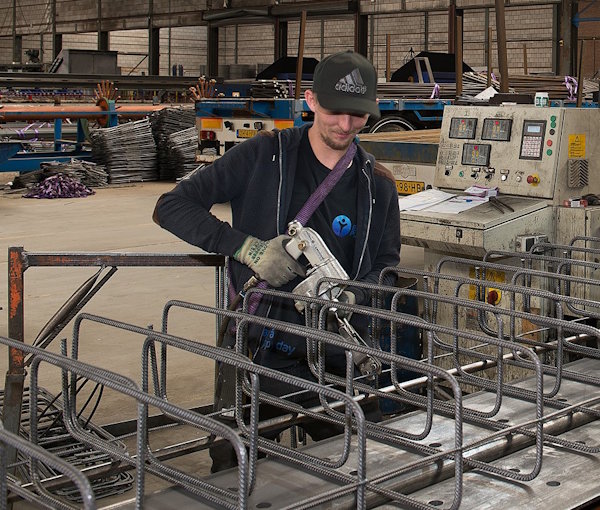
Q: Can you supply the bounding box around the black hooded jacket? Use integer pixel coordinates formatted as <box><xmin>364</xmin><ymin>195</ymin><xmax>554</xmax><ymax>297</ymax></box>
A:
<box><xmin>153</xmin><ymin>123</ymin><xmax>401</xmax><ymax>365</ymax></box>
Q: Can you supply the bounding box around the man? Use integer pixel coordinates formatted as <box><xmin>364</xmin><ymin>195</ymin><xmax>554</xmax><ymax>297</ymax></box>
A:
<box><xmin>153</xmin><ymin>50</ymin><xmax>401</xmax><ymax>470</ymax></box>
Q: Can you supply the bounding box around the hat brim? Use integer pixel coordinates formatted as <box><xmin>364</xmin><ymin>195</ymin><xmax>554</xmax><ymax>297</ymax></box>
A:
<box><xmin>316</xmin><ymin>92</ymin><xmax>381</xmax><ymax>121</ymax></box>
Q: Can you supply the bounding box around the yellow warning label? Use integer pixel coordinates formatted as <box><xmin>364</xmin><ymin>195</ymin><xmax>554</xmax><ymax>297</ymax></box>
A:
<box><xmin>468</xmin><ymin>267</ymin><xmax>505</xmax><ymax>301</ymax></box>
<box><xmin>568</xmin><ymin>134</ymin><xmax>586</xmax><ymax>158</ymax></box>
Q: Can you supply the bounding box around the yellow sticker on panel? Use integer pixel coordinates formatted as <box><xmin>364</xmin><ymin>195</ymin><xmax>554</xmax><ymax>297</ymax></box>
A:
<box><xmin>468</xmin><ymin>267</ymin><xmax>505</xmax><ymax>301</ymax></box>
<box><xmin>568</xmin><ymin>134</ymin><xmax>586</xmax><ymax>158</ymax></box>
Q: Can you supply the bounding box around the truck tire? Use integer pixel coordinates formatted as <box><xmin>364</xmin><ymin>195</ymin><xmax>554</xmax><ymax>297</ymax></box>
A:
<box><xmin>369</xmin><ymin>116</ymin><xmax>415</xmax><ymax>133</ymax></box>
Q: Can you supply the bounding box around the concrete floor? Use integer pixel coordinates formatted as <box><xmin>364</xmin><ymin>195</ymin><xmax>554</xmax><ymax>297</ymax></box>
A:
<box><xmin>0</xmin><ymin>180</ymin><xmax>424</xmax><ymax>507</ymax></box>
<box><xmin>1</xmin><ymin>182</ymin><xmax>230</xmax><ymax>421</ymax></box>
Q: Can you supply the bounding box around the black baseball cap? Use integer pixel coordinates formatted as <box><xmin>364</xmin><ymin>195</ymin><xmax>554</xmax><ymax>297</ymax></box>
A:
<box><xmin>312</xmin><ymin>51</ymin><xmax>380</xmax><ymax>120</ymax></box>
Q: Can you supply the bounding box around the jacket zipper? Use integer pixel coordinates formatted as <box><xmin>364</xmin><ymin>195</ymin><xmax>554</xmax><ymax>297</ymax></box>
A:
<box><xmin>355</xmin><ymin>161</ymin><xmax>373</xmax><ymax>280</ymax></box>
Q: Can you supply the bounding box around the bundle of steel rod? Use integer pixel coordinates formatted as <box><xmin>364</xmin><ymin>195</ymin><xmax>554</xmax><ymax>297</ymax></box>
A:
<box><xmin>263</xmin><ymin>77</ymin><xmax>491</xmax><ymax>100</ymax></box>
<box><xmin>11</xmin><ymin>159</ymin><xmax>108</xmax><ymax>189</ymax></box>
<box><xmin>2</xmin><ymin>236</ymin><xmax>600</xmax><ymax>509</ymax></box>
<box><xmin>250</xmin><ymin>80</ymin><xmax>292</xmax><ymax>98</ymax></box>
<box><xmin>250</xmin><ymin>79</ymin><xmax>312</xmax><ymax>99</ymax></box>
<box><xmin>88</xmin><ymin>119</ymin><xmax>158</xmax><ymax>183</ymax></box>
<box><xmin>164</xmin><ymin>126</ymin><xmax>200</xmax><ymax>180</ymax></box>
<box><xmin>464</xmin><ymin>71</ymin><xmax>600</xmax><ymax>100</ymax></box>
<box><xmin>39</xmin><ymin>159</ymin><xmax>109</xmax><ymax>187</ymax></box>
<box><xmin>376</xmin><ymin>79</ymin><xmax>488</xmax><ymax>99</ymax></box>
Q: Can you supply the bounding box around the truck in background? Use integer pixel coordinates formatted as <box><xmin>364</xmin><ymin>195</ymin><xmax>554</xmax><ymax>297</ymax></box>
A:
<box><xmin>195</xmin><ymin>96</ymin><xmax>449</xmax><ymax>163</ymax></box>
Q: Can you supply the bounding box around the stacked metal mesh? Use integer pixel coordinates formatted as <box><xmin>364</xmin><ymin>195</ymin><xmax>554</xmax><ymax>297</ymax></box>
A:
<box><xmin>89</xmin><ymin>119</ymin><xmax>158</xmax><ymax>184</ymax></box>
<box><xmin>149</xmin><ymin>107</ymin><xmax>196</xmax><ymax>180</ymax></box>
<box><xmin>164</xmin><ymin>126</ymin><xmax>200</xmax><ymax>181</ymax></box>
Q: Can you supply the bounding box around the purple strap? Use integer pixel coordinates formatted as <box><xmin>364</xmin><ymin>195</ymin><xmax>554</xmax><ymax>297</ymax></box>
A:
<box><xmin>564</xmin><ymin>75</ymin><xmax>577</xmax><ymax>100</ymax></box>
<box><xmin>246</xmin><ymin>280</ymin><xmax>268</xmax><ymax>316</ymax></box>
<box><xmin>293</xmin><ymin>142</ymin><xmax>357</xmax><ymax>227</ymax></box>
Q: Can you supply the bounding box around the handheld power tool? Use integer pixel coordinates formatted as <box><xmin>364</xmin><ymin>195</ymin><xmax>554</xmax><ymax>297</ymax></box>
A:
<box><xmin>285</xmin><ymin>220</ymin><xmax>382</xmax><ymax>378</ymax></box>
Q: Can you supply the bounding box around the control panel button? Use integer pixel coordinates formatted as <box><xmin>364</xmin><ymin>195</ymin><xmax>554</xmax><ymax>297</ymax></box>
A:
<box><xmin>551</xmin><ymin>122</ymin><xmax>556</xmax><ymax>128</ymax></box>
<box><xmin>549</xmin><ymin>129</ymin><xmax>555</xmax><ymax>135</ymax></box>
<box><xmin>550</xmin><ymin>115</ymin><xmax>556</xmax><ymax>121</ymax></box>
<box><xmin>527</xmin><ymin>174</ymin><xmax>540</xmax><ymax>184</ymax></box>
<box><xmin>547</xmin><ymin>149</ymin><xmax>552</xmax><ymax>156</ymax></box>
<box><xmin>547</xmin><ymin>140</ymin><xmax>552</xmax><ymax>146</ymax></box>
<box><xmin>487</xmin><ymin>289</ymin><xmax>501</xmax><ymax>305</ymax></box>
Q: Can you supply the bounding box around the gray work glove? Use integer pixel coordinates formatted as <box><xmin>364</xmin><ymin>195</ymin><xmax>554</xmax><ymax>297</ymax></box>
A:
<box><xmin>234</xmin><ymin>235</ymin><xmax>305</xmax><ymax>288</ymax></box>
<box><xmin>334</xmin><ymin>290</ymin><xmax>356</xmax><ymax>319</ymax></box>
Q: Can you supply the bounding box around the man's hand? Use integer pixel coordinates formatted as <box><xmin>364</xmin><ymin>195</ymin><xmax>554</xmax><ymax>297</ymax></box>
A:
<box><xmin>234</xmin><ymin>235</ymin><xmax>305</xmax><ymax>287</ymax></box>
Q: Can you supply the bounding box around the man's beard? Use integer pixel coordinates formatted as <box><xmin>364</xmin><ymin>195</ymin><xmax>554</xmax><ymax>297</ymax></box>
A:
<box><xmin>320</xmin><ymin>129</ymin><xmax>356</xmax><ymax>151</ymax></box>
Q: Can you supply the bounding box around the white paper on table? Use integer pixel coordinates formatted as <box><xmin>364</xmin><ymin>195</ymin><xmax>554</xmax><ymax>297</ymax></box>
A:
<box><xmin>398</xmin><ymin>188</ymin><xmax>456</xmax><ymax>211</ymax></box>
<box><xmin>425</xmin><ymin>195</ymin><xmax>489</xmax><ymax>214</ymax></box>
<box><xmin>464</xmin><ymin>185</ymin><xmax>498</xmax><ymax>197</ymax></box>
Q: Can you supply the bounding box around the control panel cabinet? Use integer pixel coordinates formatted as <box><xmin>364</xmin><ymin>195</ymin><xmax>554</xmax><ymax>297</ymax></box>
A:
<box><xmin>435</xmin><ymin>105</ymin><xmax>599</xmax><ymax>205</ymax></box>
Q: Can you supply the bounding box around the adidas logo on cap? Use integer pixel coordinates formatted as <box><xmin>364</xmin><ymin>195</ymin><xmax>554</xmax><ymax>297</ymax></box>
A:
<box><xmin>334</xmin><ymin>68</ymin><xmax>367</xmax><ymax>95</ymax></box>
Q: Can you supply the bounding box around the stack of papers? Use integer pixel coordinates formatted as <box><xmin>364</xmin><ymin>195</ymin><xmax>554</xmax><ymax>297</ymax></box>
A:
<box><xmin>464</xmin><ymin>185</ymin><xmax>498</xmax><ymax>197</ymax></box>
<box><xmin>425</xmin><ymin>195</ymin><xmax>488</xmax><ymax>213</ymax></box>
<box><xmin>398</xmin><ymin>188</ymin><xmax>489</xmax><ymax>214</ymax></box>
<box><xmin>397</xmin><ymin>189</ymin><xmax>456</xmax><ymax>211</ymax></box>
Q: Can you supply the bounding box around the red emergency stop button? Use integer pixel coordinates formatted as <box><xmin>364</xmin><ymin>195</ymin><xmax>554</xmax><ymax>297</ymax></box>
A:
<box><xmin>487</xmin><ymin>289</ymin><xmax>500</xmax><ymax>305</ymax></box>
<box><xmin>547</xmin><ymin>140</ymin><xmax>553</xmax><ymax>146</ymax></box>
<box><xmin>527</xmin><ymin>175</ymin><xmax>539</xmax><ymax>184</ymax></box>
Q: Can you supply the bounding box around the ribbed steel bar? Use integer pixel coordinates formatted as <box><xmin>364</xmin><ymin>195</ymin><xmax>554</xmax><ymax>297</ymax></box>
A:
<box><xmin>160</xmin><ymin>299</ymin><xmax>465</xmax><ymax>510</ymax></box>
<box><xmin>0</xmin><ymin>426</ymin><xmax>95</xmax><ymax>510</ymax></box>
<box><xmin>0</xmin><ymin>334</ymin><xmax>249</xmax><ymax>510</ymax></box>
<box><xmin>4</xmin><ymin>247</ymin><xmax>225</xmax><ymax>462</ymax></box>
<box><xmin>4</xmin><ymin>239</ymin><xmax>600</xmax><ymax>509</ymax></box>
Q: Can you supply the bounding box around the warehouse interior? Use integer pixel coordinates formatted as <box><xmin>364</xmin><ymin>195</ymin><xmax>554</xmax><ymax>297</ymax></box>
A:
<box><xmin>1</xmin><ymin>0</ymin><xmax>600</xmax><ymax>509</ymax></box>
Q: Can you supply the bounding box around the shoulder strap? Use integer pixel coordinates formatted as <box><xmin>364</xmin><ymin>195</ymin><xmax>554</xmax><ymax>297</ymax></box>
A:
<box><xmin>292</xmin><ymin>141</ymin><xmax>357</xmax><ymax>227</ymax></box>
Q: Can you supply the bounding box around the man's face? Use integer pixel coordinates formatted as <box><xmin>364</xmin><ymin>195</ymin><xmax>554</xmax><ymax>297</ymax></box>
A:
<box><xmin>306</xmin><ymin>91</ymin><xmax>369</xmax><ymax>151</ymax></box>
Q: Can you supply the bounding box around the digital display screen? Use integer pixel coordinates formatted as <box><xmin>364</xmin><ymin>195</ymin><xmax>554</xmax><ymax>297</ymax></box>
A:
<box><xmin>482</xmin><ymin>118</ymin><xmax>512</xmax><ymax>141</ymax></box>
<box><xmin>462</xmin><ymin>143</ymin><xmax>491</xmax><ymax>166</ymax></box>
<box><xmin>519</xmin><ymin>120</ymin><xmax>546</xmax><ymax>160</ymax></box>
<box><xmin>449</xmin><ymin>117</ymin><xmax>477</xmax><ymax>139</ymax></box>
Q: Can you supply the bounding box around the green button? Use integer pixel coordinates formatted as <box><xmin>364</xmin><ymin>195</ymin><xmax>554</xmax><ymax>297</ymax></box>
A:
<box><xmin>547</xmin><ymin>149</ymin><xmax>552</xmax><ymax>156</ymax></box>
<box><xmin>551</xmin><ymin>122</ymin><xmax>556</xmax><ymax>128</ymax></box>
<box><xmin>459</xmin><ymin>171</ymin><xmax>464</xmax><ymax>177</ymax></box>
<box><xmin>550</xmin><ymin>115</ymin><xmax>556</xmax><ymax>121</ymax></box>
